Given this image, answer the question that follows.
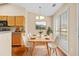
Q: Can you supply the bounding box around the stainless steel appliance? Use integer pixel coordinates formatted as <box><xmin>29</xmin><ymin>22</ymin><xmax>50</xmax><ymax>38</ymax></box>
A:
<box><xmin>0</xmin><ymin>20</ymin><xmax>10</xmax><ymax>31</ymax></box>
<box><xmin>0</xmin><ymin>20</ymin><xmax>8</xmax><ymax>27</ymax></box>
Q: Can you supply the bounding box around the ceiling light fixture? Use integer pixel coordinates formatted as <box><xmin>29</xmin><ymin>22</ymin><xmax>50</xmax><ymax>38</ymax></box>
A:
<box><xmin>36</xmin><ymin>6</ymin><xmax>45</xmax><ymax>20</ymax></box>
<box><xmin>52</xmin><ymin>4</ymin><xmax>56</xmax><ymax>7</ymax></box>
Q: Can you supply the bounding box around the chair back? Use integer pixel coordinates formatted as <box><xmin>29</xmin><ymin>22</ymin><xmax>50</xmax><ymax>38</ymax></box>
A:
<box><xmin>54</xmin><ymin>35</ymin><xmax>59</xmax><ymax>45</ymax></box>
<box><xmin>22</xmin><ymin>32</ymin><xmax>31</xmax><ymax>46</ymax></box>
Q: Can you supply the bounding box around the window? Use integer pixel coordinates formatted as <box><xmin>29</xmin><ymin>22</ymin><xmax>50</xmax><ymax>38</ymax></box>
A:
<box><xmin>35</xmin><ymin>21</ymin><xmax>46</xmax><ymax>30</ymax></box>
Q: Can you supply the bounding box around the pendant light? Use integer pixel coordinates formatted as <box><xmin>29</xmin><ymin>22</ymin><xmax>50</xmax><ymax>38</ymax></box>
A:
<box><xmin>36</xmin><ymin>6</ymin><xmax>45</xmax><ymax>20</ymax></box>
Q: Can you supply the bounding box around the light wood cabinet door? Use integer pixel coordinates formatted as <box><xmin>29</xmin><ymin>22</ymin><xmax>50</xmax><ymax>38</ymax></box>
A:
<box><xmin>0</xmin><ymin>16</ymin><xmax>25</xmax><ymax>27</ymax></box>
<box><xmin>0</xmin><ymin>16</ymin><xmax>7</xmax><ymax>21</ymax></box>
<box><xmin>0</xmin><ymin>16</ymin><xmax>2</xmax><ymax>20</ymax></box>
<box><xmin>7</xmin><ymin>16</ymin><xmax>15</xmax><ymax>26</ymax></box>
<box><xmin>12</xmin><ymin>32</ymin><xmax>22</xmax><ymax>45</ymax></box>
<box><xmin>15</xmin><ymin>16</ymin><xmax>25</xmax><ymax>26</ymax></box>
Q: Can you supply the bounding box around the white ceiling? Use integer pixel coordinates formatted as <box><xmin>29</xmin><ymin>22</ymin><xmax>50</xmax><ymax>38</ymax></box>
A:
<box><xmin>14</xmin><ymin>3</ymin><xmax>63</xmax><ymax>16</ymax></box>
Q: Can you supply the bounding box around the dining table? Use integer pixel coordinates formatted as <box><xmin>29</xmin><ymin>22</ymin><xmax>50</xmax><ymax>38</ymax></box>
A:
<box><xmin>28</xmin><ymin>37</ymin><xmax>54</xmax><ymax>56</ymax></box>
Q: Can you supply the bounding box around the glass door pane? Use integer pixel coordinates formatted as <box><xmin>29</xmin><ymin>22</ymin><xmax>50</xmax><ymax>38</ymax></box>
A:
<box><xmin>60</xmin><ymin>9</ymin><xmax>68</xmax><ymax>52</ymax></box>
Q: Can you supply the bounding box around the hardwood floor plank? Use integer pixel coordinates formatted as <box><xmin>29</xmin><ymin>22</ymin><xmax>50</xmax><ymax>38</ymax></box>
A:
<box><xmin>13</xmin><ymin>46</ymin><xmax>66</xmax><ymax>56</ymax></box>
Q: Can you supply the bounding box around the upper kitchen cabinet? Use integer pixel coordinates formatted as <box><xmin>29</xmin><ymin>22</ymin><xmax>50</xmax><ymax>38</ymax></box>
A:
<box><xmin>7</xmin><ymin>16</ymin><xmax>15</xmax><ymax>26</ymax></box>
<box><xmin>0</xmin><ymin>16</ymin><xmax>7</xmax><ymax>20</ymax></box>
<box><xmin>15</xmin><ymin>16</ymin><xmax>25</xmax><ymax>27</ymax></box>
<box><xmin>0</xmin><ymin>16</ymin><xmax>1</xmax><ymax>20</ymax></box>
<box><xmin>0</xmin><ymin>16</ymin><xmax>25</xmax><ymax>27</ymax></box>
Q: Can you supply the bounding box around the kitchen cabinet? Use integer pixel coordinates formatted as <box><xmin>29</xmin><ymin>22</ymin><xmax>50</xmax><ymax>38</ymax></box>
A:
<box><xmin>7</xmin><ymin>16</ymin><xmax>15</xmax><ymax>26</ymax></box>
<box><xmin>12</xmin><ymin>32</ymin><xmax>26</xmax><ymax>56</ymax></box>
<box><xmin>0</xmin><ymin>16</ymin><xmax>25</xmax><ymax>27</ymax></box>
<box><xmin>0</xmin><ymin>16</ymin><xmax>7</xmax><ymax>20</ymax></box>
<box><xmin>15</xmin><ymin>16</ymin><xmax>25</xmax><ymax>27</ymax></box>
<box><xmin>0</xmin><ymin>16</ymin><xmax>1</xmax><ymax>19</ymax></box>
<box><xmin>12</xmin><ymin>32</ymin><xmax>22</xmax><ymax>45</ymax></box>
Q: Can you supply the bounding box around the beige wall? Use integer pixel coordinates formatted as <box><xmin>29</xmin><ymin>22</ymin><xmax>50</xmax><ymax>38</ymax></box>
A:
<box><xmin>68</xmin><ymin>4</ymin><xmax>77</xmax><ymax>56</ymax></box>
<box><xmin>26</xmin><ymin>12</ymin><xmax>52</xmax><ymax>35</ymax></box>
<box><xmin>52</xmin><ymin>4</ymin><xmax>77</xmax><ymax>56</ymax></box>
<box><xmin>0</xmin><ymin>4</ymin><xmax>25</xmax><ymax>16</ymax></box>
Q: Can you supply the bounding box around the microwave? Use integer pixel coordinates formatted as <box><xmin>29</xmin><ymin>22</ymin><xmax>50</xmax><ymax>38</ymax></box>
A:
<box><xmin>0</xmin><ymin>20</ymin><xmax>8</xmax><ymax>27</ymax></box>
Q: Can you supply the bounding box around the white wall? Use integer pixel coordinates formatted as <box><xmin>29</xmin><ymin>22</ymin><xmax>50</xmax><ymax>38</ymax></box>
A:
<box><xmin>26</xmin><ymin>12</ymin><xmax>52</xmax><ymax>35</ymax></box>
<box><xmin>24</xmin><ymin>12</ymin><xmax>28</xmax><ymax>33</ymax></box>
<box><xmin>77</xmin><ymin>3</ymin><xmax>79</xmax><ymax>56</ymax></box>
<box><xmin>0</xmin><ymin>32</ymin><xmax>11</xmax><ymax>56</ymax></box>
<box><xmin>0</xmin><ymin>4</ymin><xmax>25</xmax><ymax>16</ymax></box>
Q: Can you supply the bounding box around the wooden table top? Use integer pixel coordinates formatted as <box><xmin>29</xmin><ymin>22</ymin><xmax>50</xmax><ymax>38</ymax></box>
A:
<box><xmin>28</xmin><ymin>38</ymin><xmax>54</xmax><ymax>42</ymax></box>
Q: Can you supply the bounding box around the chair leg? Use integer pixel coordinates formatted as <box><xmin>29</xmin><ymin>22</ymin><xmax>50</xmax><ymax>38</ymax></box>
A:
<box><xmin>53</xmin><ymin>48</ymin><xmax>54</xmax><ymax>54</ymax></box>
<box><xmin>49</xmin><ymin>48</ymin><xmax>55</xmax><ymax>56</ymax></box>
<box><xmin>49</xmin><ymin>48</ymin><xmax>51</xmax><ymax>56</ymax></box>
<box><xmin>30</xmin><ymin>48</ymin><xmax>32</xmax><ymax>56</ymax></box>
<box><xmin>26</xmin><ymin>47</ymin><xmax>28</xmax><ymax>52</ymax></box>
<box><xmin>52</xmin><ymin>48</ymin><xmax>56</xmax><ymax>56</ymax></box>
<box><xmin>55</xmin><ymin>48</ymin><xmax>57</xmax><ymax>56</ymax></box>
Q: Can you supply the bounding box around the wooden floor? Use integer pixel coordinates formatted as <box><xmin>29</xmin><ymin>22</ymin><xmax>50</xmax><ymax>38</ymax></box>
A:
<box><xmin>19</xmin><ymin>46</ymin><xmax>66</xmax><ymax>56</ymax></box>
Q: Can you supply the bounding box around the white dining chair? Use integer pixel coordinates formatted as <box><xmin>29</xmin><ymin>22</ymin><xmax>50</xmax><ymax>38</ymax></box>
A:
<box><xmin>48</xmin><ymin>35</ymin><xmax>59</xmax><ymax>56</ymax></box>
<box><xmin>22</xmin><ymin>33</ymin><xmax>32</xmax><ymax>55</ymax></box>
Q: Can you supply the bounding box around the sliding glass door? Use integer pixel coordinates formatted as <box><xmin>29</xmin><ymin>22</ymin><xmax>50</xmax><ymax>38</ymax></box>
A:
<box><xmin>60</xmin><ymin>10</ymin><xmax>68</xmax><ymax>52</ymax></box>
<box><xmin>53</xmin><ymin>8</ymin><xmax>69</xmax><ymax>53</ymax></box>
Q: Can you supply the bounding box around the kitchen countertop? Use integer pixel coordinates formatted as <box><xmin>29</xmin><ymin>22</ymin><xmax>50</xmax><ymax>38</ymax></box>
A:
<box><xmin>0</xmin><ymin>31</ymin><xmax>13</xmax><ymax>34</ymax></box>
<box><xmin>0</xmin><ymin>31</ymin><xmax>12</xmax><ymax>56</ymax></box>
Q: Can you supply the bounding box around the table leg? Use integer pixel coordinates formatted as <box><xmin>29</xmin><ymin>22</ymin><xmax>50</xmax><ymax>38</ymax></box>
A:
<box><xmin>46</xmin><ymin>42</ymin><xmax>50</xmax><ymax>56</ymax></box>
<box><xmin>49</xmin><ymin>48</ymin><xmax>51</xmax><ymax>56</ymax></box>
<box><xmin>32</xmin><ymin>42</ymin><xmax>35</xmax><ymax>56</ymax></box>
